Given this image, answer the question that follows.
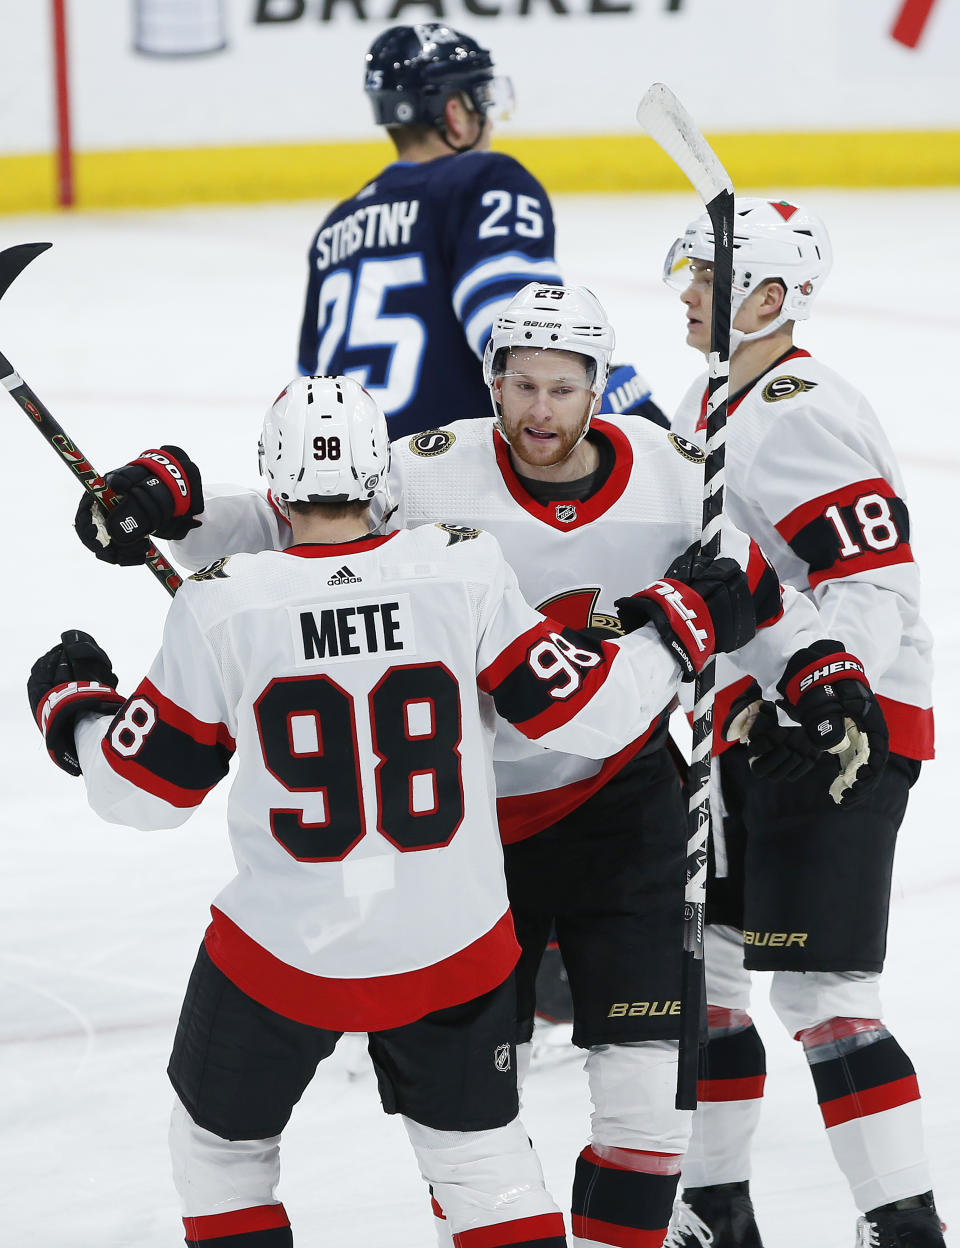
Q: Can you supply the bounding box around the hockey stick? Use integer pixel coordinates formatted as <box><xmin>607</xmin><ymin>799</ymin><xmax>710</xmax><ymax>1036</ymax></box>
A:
<box><xmin>0</xmin><ymin>243</ymin><xmax>181</xmax><ymax>597</ymax></box>
<box><xmin>636</xmin><ymin>84</ymin><xmax>734</xmax><ymax>1110</ymax></box>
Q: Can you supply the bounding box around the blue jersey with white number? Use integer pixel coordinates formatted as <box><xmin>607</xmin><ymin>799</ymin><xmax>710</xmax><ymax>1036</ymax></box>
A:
<box><xmin>297</xmin><ymin>151</ymin><xmax>561</xmax><ymax>439</ymax></box>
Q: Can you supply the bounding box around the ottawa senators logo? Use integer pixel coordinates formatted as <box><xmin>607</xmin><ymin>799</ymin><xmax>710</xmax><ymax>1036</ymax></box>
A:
<box><xmin>436</xmin><ymin>522</ymin><xmax>481</xmax><ymax>545</ymax></box>
<box><xmin>762</xmin><ymin>375</ymin><xmax>818</xmax><ymax>403</ymax></box>
<box><xmin>409</xmin><ymin>429</ymin><xmax>456</xmax><ymax>457</ymax></box>
<box><xmin>189</xmin><ymin>557</ymin><xmax>231</xmax><ymax>582</ymax></box>
<box><xmin>668</xmin><ymin>433</ymin><xmax>706</xmax><ymax>464</ymax></box>
<box><xmin>538</xmin><ymin>586</ymin><xmax>623</xmax><ymax>637</ymax></box>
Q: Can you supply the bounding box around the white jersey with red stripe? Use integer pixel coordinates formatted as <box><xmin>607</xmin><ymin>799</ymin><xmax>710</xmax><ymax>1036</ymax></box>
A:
<box><xmin>389</xmin><ymin>416</ymin><xmax>833</xmax><ymax>836</ymax></box>
<box><xmin>169</xmin><ymin>416</ymin><xmax>829</xmax><ymax>839</ymax></box>
<box><xmin>672</xmin><ymin>349</ymin><xmax>934</xmax><ymax>760</ymax></box>
<box><xmin>73</xmin><ymin>523</ymin><xmax>680</xmax><ymax>1032</ymax></box>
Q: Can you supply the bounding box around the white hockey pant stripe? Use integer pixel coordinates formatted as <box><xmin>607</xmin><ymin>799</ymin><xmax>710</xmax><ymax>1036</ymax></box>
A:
<box><xmin>404</xmin><ymin>1115</ymin><xmax>563</xmax><ymax>1237</ymax></box>
<box><xmin>584</xmin><ymin>1040</ymin><xmax>692</xmax><ymax>1154</ymax></box>
<box><xmin>169</xmin><ymin>1099</ymin><xmax>281</xmax><ymax>1219</ymax></box>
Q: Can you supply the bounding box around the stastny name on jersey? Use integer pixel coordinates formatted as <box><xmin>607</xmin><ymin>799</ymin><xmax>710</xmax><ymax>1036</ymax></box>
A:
<box><xmin>314</xmin><ymin>201</ymin><xmax>420</xmax><ymax>272</ymax></box>
<box><xmin>291</xmin><ymin>595</ymin><xmax>417</xmax><ymax>664</ymax></box>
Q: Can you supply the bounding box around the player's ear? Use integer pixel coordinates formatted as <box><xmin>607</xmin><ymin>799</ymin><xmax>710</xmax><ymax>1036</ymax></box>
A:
<box><xmin>761</xmin><ymin>279</ymin><xmax>786</xmax><ymax>316</ymax></box>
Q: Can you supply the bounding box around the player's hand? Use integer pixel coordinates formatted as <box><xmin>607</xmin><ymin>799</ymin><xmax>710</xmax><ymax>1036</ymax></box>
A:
<box><xmin>725</xmin><ymin>696</ymin><xmax>823</xmax><ymax>781</ymax></box>
<box><xmin>28</xmin><ymin>630</ymin><xmax>125</xmax><ymax>775</ymax></box>
<box><xmin>776</xmin><ymin>640</ymin><xmax>889</xmax><ymax>806</ymax></box>
<box><xmin>615</xmin><ymin>545</ymin><xmax>756</xmax><ymax>681</ymax></box>
<box><xmin>74</xmin><ymin>445</ymin><xmax>203</xmax><ymax>565</ymax></box>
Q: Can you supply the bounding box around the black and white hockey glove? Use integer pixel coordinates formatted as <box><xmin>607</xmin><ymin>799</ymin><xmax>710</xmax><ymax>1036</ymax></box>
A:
<box><xmin>74</xmin><ymin>445</ymin><xmax>203</xmax><ymax>565</ymax></box>
<box><xmin>774</xmin><ymin>640</ymin><xmax>889</xmax><ymax>806</ymax></box>
<box><xmin>616</xmin><ymin>545</ymin><xmax>756</xmax><ymax>681</ymax></box>
<box><xmin>723</xmin><ymin>683</ymin><xmax>823</xmax><ymax>782</ymax></box>
<box><xmin>28</xmin><ymin>630</ymin><xmax>125</xmax><ymax>775</ymax></box>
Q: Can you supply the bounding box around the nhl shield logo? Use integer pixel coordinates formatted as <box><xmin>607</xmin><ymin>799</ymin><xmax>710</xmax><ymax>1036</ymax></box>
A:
<box><xmin>494</xmin><ymin>1043</ymin><xmax>512</xmax><ymax>1072</ymax></box>
<box><xmin>555</xmin><ymin>503</ymin><xmax>577</xmax><ymax>524</ymax></box>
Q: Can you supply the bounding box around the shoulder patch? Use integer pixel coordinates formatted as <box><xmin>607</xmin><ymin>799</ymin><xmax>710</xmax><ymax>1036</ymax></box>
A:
<box><xmin>668</xmin><ymin>432</ymin><xmax>706</xmax><ymax>464</ymax></box>
<box><xmin>762</xmin><ymin>375</ymin><xmax>818</xmax><ymax>403</ymax></box>
<box><xmin>409</xmin><ymin>429</ymin><xmax>456</xmax><ymax>457</ymax></box>
<box><xmin>436</xmin><ymin>523</ymin><xmax>482</xmax><ymax>546</ymax></box>
<box><xmin>189</xmin><ymin>557</ymin><xmax>231</xmax><ymax>582</ymax></box>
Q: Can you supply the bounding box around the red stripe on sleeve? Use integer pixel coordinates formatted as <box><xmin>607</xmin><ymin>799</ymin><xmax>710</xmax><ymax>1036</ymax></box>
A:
<box><xmin>136</xmin><ymin>678</ymin><xmax>235</xmax><ymax>751</ymax></box>
<box><xmin>100</xmin><ymin>743</ymin><xmax>217</xmax><ymax>808</ymax></box>
<box><xmin>877</xmin><ymin>695</ymin><xmax>934</xmax><ymax>760</ymax></box>
<box><xmin>477</xmin><ymin>618</ymin><xmax>557</xmax><ymax>694</ymax></box>
<box><xmin>184</xmin><ymin>1203</ymin><xmax>290</xmax><ymax>1240</ymax></box>
<box><xmin>819</xmin><ymin>1074</ymin><xmax>921</xmax><ymax>1128</ymax></box>
<box><xmin>808</xmin><ymin>543</ymin><xmax>914</xmax><ymax>589</ymax></box>
<box><xmin>775</xmin><ymin>478</ymin><xmax>897</xmax><ymax>543</ymax></box>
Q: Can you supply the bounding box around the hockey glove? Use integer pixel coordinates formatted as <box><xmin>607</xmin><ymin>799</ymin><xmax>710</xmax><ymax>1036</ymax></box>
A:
<box><xmin>74</xmin><ymin>445</ymin><xmax>203</xmax><ymax>565</ymax></box>
<box><xmin>28</xmin><ymin>630</ymin><xmax>125</xmax><ymax>776</ymax></box>
<box><xmin>725</xmin><ymin>693</ymin><xmax>823</xmax><ymax>781</ymax></box>
<box><xmin>776</xmin><ymin>640</ymin><xmax>890</xmax><ymax>806</ymax></box>
<box><xmin>615</xmin><ymin>545</ymin><xmax>756</xmax><ymax>682</ymax></box>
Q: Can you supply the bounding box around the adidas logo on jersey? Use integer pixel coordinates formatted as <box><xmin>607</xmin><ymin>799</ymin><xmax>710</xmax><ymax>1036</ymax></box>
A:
<box><xmin>328</xmin><ymin>565</ymin><xmax>362</xmax><ymax>586</ymax></box>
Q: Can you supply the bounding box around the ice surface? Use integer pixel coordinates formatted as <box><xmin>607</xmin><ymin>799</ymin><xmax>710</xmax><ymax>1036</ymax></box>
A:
<box><xmin>1</xmin><ymin>189</ymin><xmax>956</xmax><ymax>1245</ymax></box>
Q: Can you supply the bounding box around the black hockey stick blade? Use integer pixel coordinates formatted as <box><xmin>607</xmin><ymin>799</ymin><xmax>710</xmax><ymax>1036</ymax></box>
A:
<box><xmin>0</xmin><ymin>243</ymin><xmax>52</xmax><ymax>304</ymax></box>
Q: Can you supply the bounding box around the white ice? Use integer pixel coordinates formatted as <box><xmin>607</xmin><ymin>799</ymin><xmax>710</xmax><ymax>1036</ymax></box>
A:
<box><xmin>1</xmin><ymin>189</ymin><xmax>957</xmax><ymax>1245</ymax></box>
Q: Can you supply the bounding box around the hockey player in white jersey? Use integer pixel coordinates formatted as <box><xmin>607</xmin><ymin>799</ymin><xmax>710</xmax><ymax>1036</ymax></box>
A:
<box><xmin>36</xmin><ymin>375</ymin><xmax>758</xmax><ymax>1248</ymax></box>
<box><xmin>664</xmin><ymin>200</ymin><xmax>941</xmax><ymax>1247</ymax></box>
<box><xmin>71</xmin><ymin>290</ymin><xmax>889</xmax><ymax>1248</ymax></box>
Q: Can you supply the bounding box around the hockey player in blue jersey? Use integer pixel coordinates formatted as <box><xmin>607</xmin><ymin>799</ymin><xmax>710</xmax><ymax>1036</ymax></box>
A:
<box><xmin>296</xmin><ymin>22</ymin><xmax>666</xmax><ymax>439</ymax></box>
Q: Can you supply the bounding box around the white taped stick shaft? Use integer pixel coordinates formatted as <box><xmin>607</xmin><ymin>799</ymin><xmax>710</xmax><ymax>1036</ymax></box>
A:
<box><xmin>636</xmin><ymin>83</ymin><xmax>733</xmax><ymax>204</ymax></box>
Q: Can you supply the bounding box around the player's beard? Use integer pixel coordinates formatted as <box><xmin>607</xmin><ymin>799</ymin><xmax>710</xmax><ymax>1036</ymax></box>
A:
<box><xmin>500</xmin><ymin>411</ymin><xmax>590</xmax><ymax>471</ymax></box>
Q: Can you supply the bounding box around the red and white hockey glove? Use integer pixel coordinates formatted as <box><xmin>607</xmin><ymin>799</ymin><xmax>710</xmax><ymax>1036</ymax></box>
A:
<box><xmin>775</xmin><ymin>640</ymin><xmax>890</xmax><ymax>806</ymax></box>
<box><xmin>616</xmin><ymin>547</ymin><xmax>756</xmax><ymax>682</ymax></box>
<box><xmin>28</xmin><ymin>630</ymin><xmax>125</xmax><ymax>775</ymax></box>
<box><xmin>74</xmin><ymin>445</ymin><xmax>203</xmax><ymax>566</ymax></box>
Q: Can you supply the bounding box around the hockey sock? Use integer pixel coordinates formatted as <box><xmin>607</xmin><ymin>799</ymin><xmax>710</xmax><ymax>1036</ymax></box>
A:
<box><xmin>571</xmin><ymin>1146</ymin><xmax>681</xmax><ymax>1247</ymax></box>
<box><xmin>798</xmin><ymin>1017</ymin><xmax>932</xmax><ymax>1211</ymax></box>
<box><xmin>183</xmin><ymin>1204</ymin><xmax>292</xmax><ymax>1247</ymax></box>
<box><xmin>681</xmin><ymin>1006</ymin><xmax>765</xmax><ymax>1188</ymax></box>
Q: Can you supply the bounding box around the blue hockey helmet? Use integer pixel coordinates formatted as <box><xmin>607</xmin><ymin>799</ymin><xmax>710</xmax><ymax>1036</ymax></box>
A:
<box><xmin>364</xmin><ymin>24</ymin><xmax>513</xmax><ymax>130</ymax></box>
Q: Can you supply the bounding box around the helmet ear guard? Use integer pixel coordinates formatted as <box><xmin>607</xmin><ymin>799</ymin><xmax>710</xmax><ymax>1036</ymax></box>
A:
<box><xmin>665</xmin><ymin>197</ymin><xmax>833</xmax><ymax>344</ymax></box>
<box><xmin>259</xmin><ymin>375</ymin><xmax>396</xmax><ymax>525</ymax></box>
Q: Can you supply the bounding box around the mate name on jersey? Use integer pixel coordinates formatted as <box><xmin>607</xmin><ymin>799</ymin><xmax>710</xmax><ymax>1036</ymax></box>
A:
<box><xmin>75</xmin><ymin>524</ymin><xmax>680</xmax><ymax>1032</ymax></box>
<box><xmin>672</xmin><ymin>349</ymin><xmax>934</xmax><ymax>760</ymax></box>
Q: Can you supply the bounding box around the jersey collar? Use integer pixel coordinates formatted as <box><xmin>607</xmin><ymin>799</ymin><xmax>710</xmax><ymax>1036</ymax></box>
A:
<box><xmin>492</xmin><ymin>419</ymin><xmax>633</xmax><ymax>531</ymax></box>
<box><xmin>285</xmin><ymin>532</ymin><xmax>400</xmax><ymax>558</ymax></box>
<box><xmin>696</xmin><ymin>348</ymin><xmax>811</xmax><ymax>432</ymax></box>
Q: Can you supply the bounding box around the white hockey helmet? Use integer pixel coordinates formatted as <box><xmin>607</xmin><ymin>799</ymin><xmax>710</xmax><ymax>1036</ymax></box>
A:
<box><xmin>482</xmin><ymin>282</ymin><xmax>615</xmax><ymax>401</ymax></box>
<box><xmin>664</xmin><ymin>198</ymin><xmax>833</xmax><ymax>341</ymax></box>
<box><xmin>259</xmin><ymin>375</ymin><xmax>394</xmax><ymax>520</ymax></box>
